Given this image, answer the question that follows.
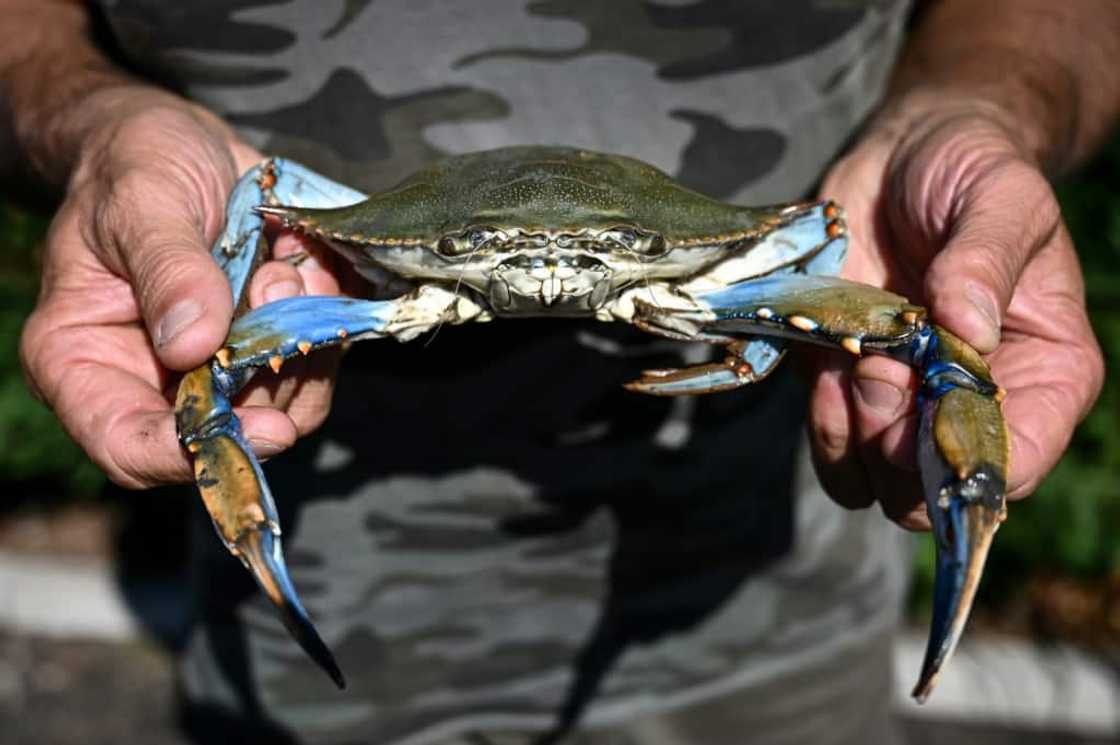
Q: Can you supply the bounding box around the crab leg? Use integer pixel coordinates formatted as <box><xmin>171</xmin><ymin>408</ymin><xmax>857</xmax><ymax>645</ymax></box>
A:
<box><xmin>212</xmin><ymin>158</ymin><xmax>366</xmax><ymax>309</ymax></box>
<box><xmin>180</xmin><ymin>159</ymin><xmax>464</xmax><ymax>687</ymax></box>
<box><xmin>176</xmin><ymin>288</ymin><xmax>475</xmax><ymax>688</ymax></box>
<box><xmin>174</xmin><ymin>159</ymin><xmax>367</xmax><ymax>687</ymax></box>
<box><xmin>627</xmin><ymin>337</ymin><xmax>788</xmax><ymax>395</ymax></box>
<box><xmin>617</xmin><ymin>201</ymin><xmax>848</xmax><ymax>396</ymax></box>
<box><xmin>630</xmin><ymin>274</ymin><xmax>1009</xmax><ymax>701</ymax></box>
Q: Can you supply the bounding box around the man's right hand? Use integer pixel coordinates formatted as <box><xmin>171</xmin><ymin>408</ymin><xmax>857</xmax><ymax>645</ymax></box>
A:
<box><xmin>19</xmin><ymin>92</ymin><xmax>343</xmax><ymax>488</ymax></box>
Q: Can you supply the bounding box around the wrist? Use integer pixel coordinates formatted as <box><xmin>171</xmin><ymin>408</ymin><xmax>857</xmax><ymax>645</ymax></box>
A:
<box><xmin>4</xmin><ymin>3</ymin><xmax>245</xmax><ymax>187</ymax></box>
<box><xmin>875</xmin><ymin>88</ymin><xmax>1060</xmax><ymax>174</ymax></box>
<box><xmin>854</xmin><ymin>92</ymin><xmax>1041</xmax><ymax>177</ymax></box>
<box><xmin>66</xmin><ymin>87</ymin><xmax>248</xmax><ymax>189</ymax></box>
<box><xmin>880</xmin><ymin>0</ymin><xmax>1120</xmax><ymax>175</ymax></box>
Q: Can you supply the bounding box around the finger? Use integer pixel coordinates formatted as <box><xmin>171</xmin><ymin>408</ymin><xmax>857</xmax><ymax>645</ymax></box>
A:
<box><xmin>236</xmin><ymin>357</ymin><xmax>341</xmax><ymax>437</ymax></box>
<box><xmin>93</xmin><ymin>404</ymin><xmax>297</xmax><ymax>488</ymax></box>
<box><xmin>89</xmin><ymin>175</ymin><xmax>235</xmax><ymax>371</ymax></box>
<box><xmin>850</xmin><ymin>355</ymin><xmax>917</xmax><ymax>472</ymax></box>
<box><xmin>242</xmin><ymin>258</ymin><xmax>339</xmax><ymax>436</ymax></box>
<box><xmin>850</xmin><ymin>356</ymin><xmax>929</xmax><ymax>529</ymax></box>
<box><xmin>987</xmin><ymin>337</ymin><xmax>1102</xmax><ymax>499</ymax></box>
<box><xmin>248</xmin><ymin>259</ymin><xmax>306</xmax><ymax>308</ymax></box>
<box><xmin>978</xmin><ymin>223</ymin><xmax>1104</xmax><ymax>498</ymax></box>
<box><xmin>923</xmin><ymin>161</ymin><xmax>1059</xmax><ymax>353</ymax></box>
<box><xmin>271</xmin><ymin>232</ymin><xmax>347</xmax><ymax>296</ymax></box>
<box><xmin>804</xmin><ymin>350</ymin><xmax>875</xmax><ymax>509</ymax></box>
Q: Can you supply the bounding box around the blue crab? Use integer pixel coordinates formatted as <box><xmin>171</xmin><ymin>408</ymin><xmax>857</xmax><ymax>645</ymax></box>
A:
<box><xmin>175</xmin><ymin>146</ymin><xmax>1008</xmax><ymax>701</ymax></box>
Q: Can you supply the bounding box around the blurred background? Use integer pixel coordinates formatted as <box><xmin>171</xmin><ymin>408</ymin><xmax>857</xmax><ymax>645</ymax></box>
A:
<box><xmin>0</xmin><ymin>139</ymin><xmax>1117</xmax><ymax>743</ymax></box>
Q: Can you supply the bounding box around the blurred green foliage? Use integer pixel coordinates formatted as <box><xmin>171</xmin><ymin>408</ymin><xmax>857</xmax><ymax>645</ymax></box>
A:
<box><xmin>0</xmin><ymin>202</ymin><xmax>104</xmax><ymax>496</ymax></box>
<box><xmin>1</xmin><ymin>138</ymin><xmax>1119</xmax><ymax>602</ymax></box>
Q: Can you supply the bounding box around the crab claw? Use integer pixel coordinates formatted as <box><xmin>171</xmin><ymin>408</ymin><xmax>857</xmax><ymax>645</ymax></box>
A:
<box><xmin>177</xmin><ymin>364</ymin><xmax>346</xmax><ymax>689</ymax></box>
<box><xmin>913</xmin><ymin>461</ymin><xmax>1004</xmax><ymax>702</ymax></box>
<box><xmin>912</xmin><ymin>364</ymin><xmax>1008</xmax><ymax>701</ymax></box>
<box><xmin>237</xmin><ymin>526</ymin><xmax>347</xmax><ymax>689</ymax></box>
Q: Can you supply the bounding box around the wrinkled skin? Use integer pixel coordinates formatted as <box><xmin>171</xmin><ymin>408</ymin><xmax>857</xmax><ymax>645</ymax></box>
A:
<box><xmin>810</xmin><ymin>103</ymin><xmax>1103</xmax><ymax>530</ymax></box>
<box><xmin>20</xmin><ymin>95</ymin><xmax>1103</xmax><ymax>532</ymax></box>
<box><xmin>19</xmin><ymin>96</ymin><xmax>349</xmax><ymax>486</ymax></box>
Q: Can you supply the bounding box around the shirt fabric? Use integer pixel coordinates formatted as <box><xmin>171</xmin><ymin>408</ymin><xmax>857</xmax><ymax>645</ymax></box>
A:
<box><xmin>97</xmin><ymin>2</ymin><xmax>914</xmax><ymax>743</ymax></box>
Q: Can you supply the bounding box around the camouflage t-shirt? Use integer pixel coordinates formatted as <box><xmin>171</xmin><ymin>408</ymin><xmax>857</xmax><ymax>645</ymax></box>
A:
<box><xmin>99</xmin><ymin>2</ymin><xmax>914</xmax><ymax>744</ymax></box>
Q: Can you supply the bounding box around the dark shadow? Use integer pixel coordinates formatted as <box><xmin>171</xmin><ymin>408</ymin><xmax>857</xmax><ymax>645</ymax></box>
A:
<box><xmin>109</xmin><ymin>484</ymin><xmax>193</xmax><ymax>650</ymax></box>
<box><xmin>106</xmin><ymin>319</ymin><xmax>804</xmax><ymax>742</ymax></box>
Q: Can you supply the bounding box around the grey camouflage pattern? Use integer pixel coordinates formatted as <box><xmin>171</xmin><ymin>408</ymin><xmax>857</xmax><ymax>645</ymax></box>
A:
<box><xmin>97</xmin><ymin>2</ymin><xmax>914</xmax><ymax>743</ymax></box>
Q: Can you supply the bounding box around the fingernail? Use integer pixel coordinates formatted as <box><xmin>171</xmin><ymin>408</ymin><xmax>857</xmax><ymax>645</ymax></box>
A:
<box><xmin>854</xmin><ymin>378</ymin><xmax>905</xmax><ymax>415</ymax></box>
<box><xmin>965</xmin><ymin>286</ymin><xmax>999</xmax><ymax>335</ymax></box>
<box><xmin>156</xmin><ymin>299</ymin><xmax>203</xmax><ymax>348</ymax></box>
<box><xmin>249</xmin><ymin>437</ymin><xmax>285</xmax><ymax>459</ymax></box>
<box><xmin>263</xmin><ymin>280</ymin><xmax>301</xmax><ymax>303</ymax></box>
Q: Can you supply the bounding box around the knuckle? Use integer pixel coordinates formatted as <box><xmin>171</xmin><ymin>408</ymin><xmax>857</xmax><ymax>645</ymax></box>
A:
<box><xmin>807</xmin><ymin>397</ymin><xmax>852</xmax><ymax>459</ymax></box>
<box><xmin>17</xmin><ymin>312</ymin><xmax>91</xmax><ymax>409</ymax></box>
<box><xmin>288</xmin><ymin>382</ymin><xmax>337</xmax><ymax>438</ymax></box>
<box><xmin>17</xmin><ymin>310</ymin><xmax>52</xmax><ymax>403</ymax></box>
<box><xmin>292</xmin><ymin>403</ymin><xmax>331</xmax><ymax>438</ymax></box>
<box><xmin>1072</xmin><ymin>337</ymin><xmax>1106</xmax><ymax>415</ymax></box>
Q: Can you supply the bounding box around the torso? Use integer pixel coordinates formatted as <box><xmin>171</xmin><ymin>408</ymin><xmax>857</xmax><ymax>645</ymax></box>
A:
<box><xmin>98</xmin><ymin>3</ymin><xmax>914</xmax><ymax>743</ymax></box>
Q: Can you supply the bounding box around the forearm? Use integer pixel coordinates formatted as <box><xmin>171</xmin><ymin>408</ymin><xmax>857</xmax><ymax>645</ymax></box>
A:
<box><xmin>0</xmin><ymin>0</ymin><xmax>228</xmax><ymax>187</ymax></box>
<box><xmin>883</xmin><ymin>0</ymin><xmax>1120</xmax><ymax>173</ymax></box>
<box><xmin>0</xmin><ymin>0</ymin><xmax>130</xmax><ymax>183</ymax></box>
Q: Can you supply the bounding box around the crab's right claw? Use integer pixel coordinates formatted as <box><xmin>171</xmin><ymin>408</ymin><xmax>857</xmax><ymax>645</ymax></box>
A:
<box><xmin>177</xmin><ymin>365</ymin><xmax>346</xmax><ymax>689</ymax></box>
<box><xmin>237</xmin><ymin>524</ymin><xmax>347</xmax><ymax>689</ymax></box>
<box><xmin>912</xmin><ymin>329</ymin><xmax>1009</xmax><ymax>702</ymax></box>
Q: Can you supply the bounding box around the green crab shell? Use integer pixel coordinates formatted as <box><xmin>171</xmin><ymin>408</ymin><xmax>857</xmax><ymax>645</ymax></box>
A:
<box><xmin>265</xmin><ymin>145</ymin><xmax>785</xmax><ymax>247</ymax></box>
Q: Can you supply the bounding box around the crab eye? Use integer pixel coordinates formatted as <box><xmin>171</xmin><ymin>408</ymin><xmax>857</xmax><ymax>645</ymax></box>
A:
<box><xmin>647</xmin><ymin>235</ymin><xmax>667</xmax><ymax>256</ymax></box>
<box><xmin>437</xmin><ymin>236</ymin><xmax>459</xmax><ymax>255</ymax></box>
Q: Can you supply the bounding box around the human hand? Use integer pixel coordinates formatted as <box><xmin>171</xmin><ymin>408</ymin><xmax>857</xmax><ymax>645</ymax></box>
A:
<box><xmin>809</xmin><ymin>99</ymin><xmax>1104</xmax><ymax>529</ymax></box>
<box><xmin>19</xmin><ymin>90</ymin><xmax>344</xmax><ymax>488</ymax></box>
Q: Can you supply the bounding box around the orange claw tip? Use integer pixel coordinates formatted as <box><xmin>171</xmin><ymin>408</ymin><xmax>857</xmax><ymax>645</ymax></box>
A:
<box><xmin>269</xmin><ymin>355</ymin><xmax>284</xmax><ymax>373</ymax></box>
<box><xmin>297</xmin><ymin>340</ymin><xmax>313</xmax><ymax>355</ymax></box>
<box><xmin>256</xmin><ymin>162</ymin><xmax>278</xmax><ymax>191</ymax></box>
<box><xmin>788</xmin><ymin>314</ymin><xmax>818</xmax><ymax>332</ymax></box>
<box><xmin>215</xmin><ymin>348</ymin><xmax>233</xmax><ymax>367</ymax></box>
<box><xmin>840</xmin><ymin>336</ymin><xmax>862</xmax><ymax>355</ymax></box>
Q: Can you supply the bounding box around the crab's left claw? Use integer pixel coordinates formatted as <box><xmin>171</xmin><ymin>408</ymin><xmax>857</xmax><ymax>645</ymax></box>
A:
<box><xmin>629</xmin><ymin>275</ymin><xmax>1010</xmax><ymax>701</ymax></box>
<box><xmin>912</xmin><ymin>335</ymin><xmax>1009</xmax><ymax>701</ymax></box>
<box><xmin>914</xmin><ymin>457</ymin><xmax>1004</xmax><ymax>701</ymax></box>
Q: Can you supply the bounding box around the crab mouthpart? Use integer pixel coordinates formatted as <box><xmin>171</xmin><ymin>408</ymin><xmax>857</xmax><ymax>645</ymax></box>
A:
<box><xmin>489</xmin><ymin>254</ymin><xmax>612</xmax><ymax>315</ymax></box>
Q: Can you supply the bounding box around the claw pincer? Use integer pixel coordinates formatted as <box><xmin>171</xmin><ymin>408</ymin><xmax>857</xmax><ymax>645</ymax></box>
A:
<box><xmin>631</xmin><ymin>276</ymin><xmax>1009</xmax><ymax>700</ymax></box>
<box><xmin>909</xmin><ymin>326</ymin><xmax>1008</xmax><ymax>701</ymax></box>
<box><xmin>177</xmin><ymin>361</ymin><xmax>347</xmax><ymax>689</ymax></box>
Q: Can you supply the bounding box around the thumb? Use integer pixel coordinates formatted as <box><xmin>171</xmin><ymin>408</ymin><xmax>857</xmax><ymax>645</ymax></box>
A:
<box><xmin>921</xmin><ymin>160</ymin><xmax>1059</xmax><ymax>353</ymax></box>
<box><xmin>94</xmin><ymin>176</ymin><xmax>235</xmax><ymax>371</ymax></box>
<box><xmin>137</xmin><ymin>234</ymin><xmax>235</xmax><ymax>370</ymax></box>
